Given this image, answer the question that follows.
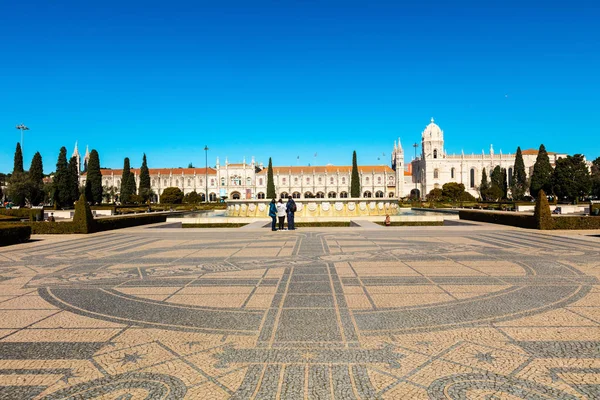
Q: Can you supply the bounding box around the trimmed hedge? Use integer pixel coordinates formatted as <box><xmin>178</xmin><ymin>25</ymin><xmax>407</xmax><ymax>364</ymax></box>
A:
<box><xmin>374</xmin><ymin>221</ymin><xmax>444</xmax><ymax>226</ymax></box>
<box><xmin>0</xmin><ymin>208</ymin><xmax>44</xmax><ymax>221</ymax></box>
<box><xmin>459</xmin><ymin>210</ymin><xmax>536</xmax><ymax>229</ymax></box>
<box><xmin>182</xmin><ymin>223</ymin><xmax>248</xmax><ymax>228</ymax></box>
<box><xmin>25</xmin><ymin>214</ymin><xmax>168</xmax><ymax>234</ymax></box>
<box><xmin>95</xmin><ymin>214</ymin><xmax>167</xmax><ymax>232</ymax></box>
<box><xmin>0</xmin><ymin>223</ymin><xmax>31</xmax><ymax>245</ymax></box>
<box><xmin>552</xmin><ymin>216</ymin><xmax>600</xmax><ymax>230</ymax></box>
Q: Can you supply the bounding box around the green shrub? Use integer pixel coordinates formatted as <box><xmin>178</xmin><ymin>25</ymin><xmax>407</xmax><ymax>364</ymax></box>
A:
<box><xmin>459</xmin><ymin>210</ymin><xmax>536</xmax><ymax>229</ymax></box>
<box><xmin>73</xmin><ymin>194</ymin><xmax>95</xmax><ymax>233</ymax></box>
<box><xmin>590</xmin><ymin>202</ymin><xmax>600</xmax><ymax>216</ymax></box>
<box><xmin>160</xmin><ymin>187</ymin><xmax>184</xmax><ymax>204</ymax></box>
<box><xmin>0</xmin><ymin>215</ymin><xmax>21</xmax><ymax>222</ymax></box>
<box><xmin>0</xmin><ymin>223</ymin><xmax>31</xmax><ymax>245</ymax></box>
<box><xmin>533</xmin><ymin>190</ymin><xmax>553</xmax><ymax>230</ymax></box>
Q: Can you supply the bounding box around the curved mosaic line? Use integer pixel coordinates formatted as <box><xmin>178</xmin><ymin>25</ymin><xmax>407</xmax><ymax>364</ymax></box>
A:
<box><xmin>38</xmin><ymin>287</ymin><xmax>263</xmax><ymax>335</ymax></box>
<box><xmin>353</xmin><ymin>284</ymin><xmax>592</xmax><ymax>335</ymax></box>
<box><xmin>427</xmin><ymin>373</ymin><xmax>579</xmax><ymax>400</ymax></box>
<box><xmin>40</xmin><ymin>372</ymin><xmax>187</xmax><ymax>399</ymax></box>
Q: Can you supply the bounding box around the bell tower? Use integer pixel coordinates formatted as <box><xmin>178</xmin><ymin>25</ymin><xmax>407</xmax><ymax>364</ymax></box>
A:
<box><xmin>391</xmin><ymin>138</ymin><xmax>404</xmax><ymax>198</ymax></box>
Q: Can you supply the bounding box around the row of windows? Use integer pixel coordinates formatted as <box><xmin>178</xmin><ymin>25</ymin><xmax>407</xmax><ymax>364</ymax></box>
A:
<box><xmin>429</xmin><ymin>166</ymin><xmax>515</xmax><ymax>189</ymax></box>
<box><xmin>105</xmin><ymin>174</ymin><xmax>398</xmax><ymax>189</ymax></box>
<box><xmin>257</xmin><ymin>191</ymin><xmax>394</xmax><ymax>199</ymax></box>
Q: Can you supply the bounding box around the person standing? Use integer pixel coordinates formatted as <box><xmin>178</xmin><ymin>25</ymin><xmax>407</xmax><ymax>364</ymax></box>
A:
<box><xmin>268</xmin><ymin>199</ymin><xmax>277</xmax><ymax>231</ymax></box>
<box><xmin>276</xmin><ymin>199</ymin><xmax>287</xmax><ymax>230</ymax></box>
<box><xmin>286</xmin><ymin>196</ymin><xmax>297</xmax><ymax>230</ymax></box>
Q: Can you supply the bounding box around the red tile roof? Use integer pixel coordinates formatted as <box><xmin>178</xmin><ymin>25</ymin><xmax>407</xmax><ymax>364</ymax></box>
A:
<box><xmin>81</xmin><ymin>167</ymin><xmax>217</xmax><ymax>176</ymax></box>
<box><xmin>257</xmin><ymin>165</ymin><xmax>394</xmax><ymax>175</ymax></box>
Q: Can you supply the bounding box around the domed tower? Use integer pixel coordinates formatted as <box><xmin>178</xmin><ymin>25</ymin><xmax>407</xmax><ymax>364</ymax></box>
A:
<box><xmin>421</xmin><ymin>118</ymin><xmax>444</xmax><ymax>160</ymax></box>
<box><xmin>419</xmin><ymin>118</ymin><xmax>445</xmax><ymax>196</ymax></box>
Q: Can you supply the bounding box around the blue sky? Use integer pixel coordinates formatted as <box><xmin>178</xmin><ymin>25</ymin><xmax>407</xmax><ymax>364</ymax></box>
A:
<box><xmin>1</xmin><ymin>0</ymin><xmax>599</xmax><ymax>173</ymax></box>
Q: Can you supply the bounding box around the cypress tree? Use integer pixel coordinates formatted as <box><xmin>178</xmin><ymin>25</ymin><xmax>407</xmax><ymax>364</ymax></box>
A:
<box><xmin>501</xmin><ymin>168</ymin><xmax>508</xmax><ymax>199</ymax></box>
<box><xmin>85</xmin><ymin>149</ymin><xmax>102</xmax><ymax>205</ymax></box>
<box><xmin>350</xmin><ymin>151</ymin><xmax>360</xmax><ymax>198</ymax></box>
<box><xmin>126</xmin><ymin>172</ymin><xmax>137</xmax><ymax>199</ymax></box>
<box><xmin>139</xmin><ymin>154</ymin><xmax>151</xmax><ymax>202</ymax></box>
<box><xmin>55</xmin><ymin>147</ymin><xmax>70</xmax><ymax>208</ymax></box>
<box><xmin>266</xmin><ymin>157</ymin><xmax>276</xmax><ymax>199</ymax></box>
<box><xmin>120</xmin><ymin>157</ymin><xmax>132</xmax><ymax>204</ymax></box>
<box><xmin>29</xmin><ymin>152</ymin><xmax>44</xmax><ymax>205</ymax></box>
<box><xmin>511</xmin><ymin>147</ymin><xmax>527</xmax><ymax>200</ymax></box>
<box><xmin>479</xmin><ymin>168</ymin><xmax>489</xmax><ymax>200</ymax></box>
<box><xmin>529</xmin><ymin>144</ymin><xmax>553</xmax><ymax>198</ymax></box>
<box><xmin>13</xmin><ymin>143</ymin><xmax>24</xmax><ymax>173</ymax></box>
<box><xmin>68</xmin><ymin>156</ymin><xmax>80</xmax><ymax>205</ymax></box>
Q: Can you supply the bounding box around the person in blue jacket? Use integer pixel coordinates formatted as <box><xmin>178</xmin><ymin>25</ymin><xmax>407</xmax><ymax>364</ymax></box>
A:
<box><xmin>268</xmin><ymin>199</ymin><xmax>277</xmax><ymax>231</ymax></box>
<box><xmin>286</xmin><ymin>196</ymin><xmax>297</xmax><ymax>230</ymax></box>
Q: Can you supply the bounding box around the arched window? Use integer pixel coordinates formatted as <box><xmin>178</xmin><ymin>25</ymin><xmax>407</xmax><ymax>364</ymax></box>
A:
<box><xmin>221</xmin><ymin>177</ymin><xmax>226</xmax><ymax>186</ymax></box>
<box><xmin>341</xmin><ymin>177</ymin><xmax>346</xmax><ymax>184</ymax></box>
<box><xmin>292</xmin><ymin>192</ymin><xmax>301</xmax><ymax>199</ymax></box>
<box><xmin>316</xmin><ymin>192</ymin><xmax>325</xmax><ymax>198</ymax></box>
<box><xmin>304</xmin><ymin>191</ymin><xmax>313</xmax><ymax>198</ymax></box>
<box><xmin>199</xmin><ymin>179</ymin><xmax>203</xmax><ymax>185</ymax></box>
<box><xmin>257</xmin><ymin>192</ymin><xmax>265</xmax><ymax>199</ymax></box>
<box><xmin>365</xmin><ymin>177</ymin><xmax>370</xmax><ymax>183</ymax></box>
<box><xmin>259</xmin><ymin>178</ymin><xmax>263</xmax><ymax>185</ymax></box>
<box><xmin>363</xmin><ymin>191</ymin><xmax>372</xmax><ymax>198</ymax></box>
<box><xmin>318</xmin><ymin>177</ymin><xmax>322</xmax><ymax>184</ymax></box>
<box><xmin>209</xmin><ymin>192</ymin><xmax>217</xmax><ymax>201</ymax></box>
<box><xmin>231</xmin><ymin>192</ymin><xmax>241</xmax><ymax>199</ymax></box>
<box><xmin>375</xmin><ymin>191</ymin><xmax>384</xmax><ymax>198</ymax></box>
<box><xmin>434</xmin><ymin>149</ymin><xmax>438</xmax><ymax>159</ymax></box>
<box><xmin>306</xmin><ymin>177</ymin><xmax>310</xmax><ymax>184</ymax></box>
<box><xmin>388</xmin><ymin>192</ymin><xmax>395</xmax><ymax>198</ymax></box>
<box><xmin>377</xmin><ymin>176</ymin><xmax>382</xmax><ymax>184</ymax></box>
<box><xmin>199</xmin><ymin>193</ymin><xmax>206</xmax><ymax>202</ymax></box>
<box><xmin>210</xmin><ymin>179</ymin><xmax>215</xmax><ymax>186</ymax></box>
<box><xmin>434</xmin><ymin>169</ymin><xmax>439</xmax><ymax>179</ymax></box>
<box><xmin>282</xmin><ymin>178</ymin><xmax>287</xmax><ymax>184</ymax></box>
<box><xmin>280</xmin><ymin>192</ymin><xmax>288</xmax><ymax>199</ymax></box>
<box><xmin>451</xmin><ymin>168</ymin><xmax>455</xmax><ymax>179</ymax></box>
<box><xmin>340</xmin><ymin>191</ymin><xmax>348</xmax><ymax>198</ymax></box>
<box><xmin>187</xmin><ymin>179</ymin><xmax>191</xmax><ymax>186</ymax></box>
<box><xmin>328</xmin><ymin>192</ymin><xmax>336</xmax><ymax>198</ymax></box>
<box><xmin>230</xmin><ymin>175</ymin><xmax>241</xmax><ymax>186</ymax></box>
<box><xmin>294</xmin><ymin>177</ymin><xmax>298</xmax><ymax>184</ymax></box>
<box><xmin>247</xmin><ymin>177</ymin><xmax>251</xmax><ymax>185</ymax></box>
<box><xmin>470</xmin><ymin>168</ymin><xmax>476</xmax><ymax>188</ymax></box>
<box><xmin>389</xmin><ymin>176</ymin><xmax>394</xmax><ymax>183</ymax></box>
<box><xmin>330</xmin><ymin>177</ymin><xmax>334</xmax><ymax>184</ymax></box>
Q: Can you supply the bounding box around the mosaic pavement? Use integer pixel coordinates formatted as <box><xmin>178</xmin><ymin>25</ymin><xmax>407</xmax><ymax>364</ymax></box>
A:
<box><xmin>0</xmin><ymin>224</ymin><xmax>599</xmax><ymax>399</ymax></box>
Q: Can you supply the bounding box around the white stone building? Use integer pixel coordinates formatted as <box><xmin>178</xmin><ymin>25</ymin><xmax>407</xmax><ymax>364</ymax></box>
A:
<box><xmin>78</xmin><ymin>117</ymin><xmax>581</xmax><ymax>202</ymax></box>
<box><xmin>410</xmin><ymin>118</ymin><xmax>569</xmax><ymax>198</ymax></box>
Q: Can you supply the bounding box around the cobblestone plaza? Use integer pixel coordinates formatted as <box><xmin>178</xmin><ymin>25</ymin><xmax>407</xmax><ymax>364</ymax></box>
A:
<box><xmin>0</xmin><ymin>224</ymin><xmax>599</xmax><ymax>399</ymax></box>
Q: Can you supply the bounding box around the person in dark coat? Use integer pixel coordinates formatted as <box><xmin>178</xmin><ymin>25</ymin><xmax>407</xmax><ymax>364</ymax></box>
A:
<box><xmin>268</xmin><ymin>199</ymin><xmax>277</xmax><ymax>231</ymax></box>
<box><xmin>286</xmin><ymin>196</ymin><xmax>297</xmax><ymax>230</ymax></box>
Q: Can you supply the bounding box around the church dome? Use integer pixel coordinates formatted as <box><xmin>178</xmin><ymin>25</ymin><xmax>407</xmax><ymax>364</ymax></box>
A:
<box><xmin>422</xmin><ymin>117</ymin><xmax>443</xmax><ymax>139</ymax></box>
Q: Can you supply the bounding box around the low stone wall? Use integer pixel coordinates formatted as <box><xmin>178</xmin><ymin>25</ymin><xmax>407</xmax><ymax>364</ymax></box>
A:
<box><xmin>226</xmin><ymin>199</ymin><xmax>399</xmax><ymax>218</ymax></box>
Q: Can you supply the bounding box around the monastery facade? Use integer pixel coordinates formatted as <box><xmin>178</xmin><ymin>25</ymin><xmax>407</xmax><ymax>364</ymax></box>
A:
<box><xmin>78</xmin><ymin>118</ymin><xmax>570</xmax><ymax>202</ymax></box>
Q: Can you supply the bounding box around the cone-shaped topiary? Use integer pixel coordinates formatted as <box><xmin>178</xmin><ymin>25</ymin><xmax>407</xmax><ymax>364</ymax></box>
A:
<box><xmin>533</xmin><ymin>189</ymin><xmax>553</xmax><ymax>230</ymax></box>
<box><xmin>73</xmin><ymin>193</ymin><xmax>95</xmax><ymax>233</ymax></box>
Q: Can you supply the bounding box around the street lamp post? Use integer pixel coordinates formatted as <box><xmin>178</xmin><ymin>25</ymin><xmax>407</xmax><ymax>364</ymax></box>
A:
<box><xmin>16</xmin><ymin>124</ymin><xmax>29</xmax><ymax>151</ymax></box>
<box><xmin>413</xmin><ymin>142</ymin><xmax>419</xmax><ymax>197</ymax></box>
<box><xmin>204</xmin><ymin>145</ymin><xmax>209</xmax><ymax>202</ymax></box>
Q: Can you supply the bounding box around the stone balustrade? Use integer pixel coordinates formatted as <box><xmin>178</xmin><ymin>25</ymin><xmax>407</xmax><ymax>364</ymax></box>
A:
<box><xmin>226</xmin><ymin>199</ymin><xmax>399</xmax><ymax>218</ymax></box>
